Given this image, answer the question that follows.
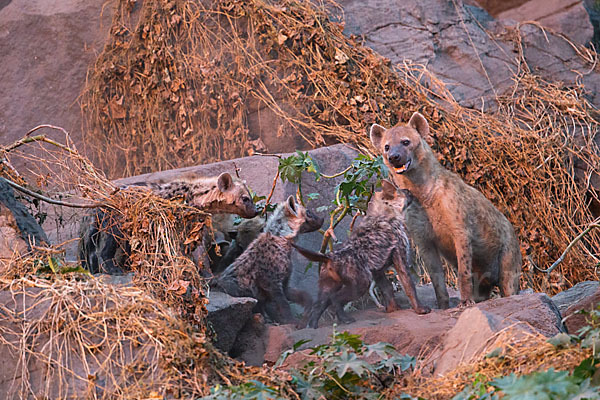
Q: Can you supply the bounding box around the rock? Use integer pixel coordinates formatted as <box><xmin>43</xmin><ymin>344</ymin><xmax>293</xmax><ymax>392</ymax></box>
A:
<box><xmin>477</xmin><ymin>293</ymin><xmax>565</xmax><ymax>337</ymax></box>
<box><xmin>561</xmin><ymin>288</ymin><xmax>600</xmax><ymax>334</ymax></box>
<box><xmin>489</xmin><ymin>0</ymin><xmax>593</xmax><ymax>46</ymax></box>
<box><xmin>434</xmin><ymin>307</ymin><xmax>525</xmax><ymax>375</ymax></box>
<box><xmin>552</xmin><ymin>281</ymin><xmax>600</xmax><ymax>313</ymax></box>
<box><xmin>260</xmin><ymin>293</ymin><xmax>565</xmax><ymax>369</ymax></box>
<box><xmin>206</xmin><ymin>291</ymin><xmax>257</xmax><ymax>353</ymax></box>
<box><xmin>264</xmin><ymin>307</ymin><xmax>457</xmax><ymax>367</ymax></box>
<box><xmin>339</xmin><ymin>0</ymin><xmax>600</xmax><ymax>110</ymax></box>
<box><xmin>0</xmin><ymin>0</ymin><xmax>114</xmax><ymax>171</ymax></box>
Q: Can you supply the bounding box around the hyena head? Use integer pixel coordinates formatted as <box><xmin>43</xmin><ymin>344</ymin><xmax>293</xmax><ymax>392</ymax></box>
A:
<box><xmin>299</xmin><ymin>208</ymin><xmax>324</xmax><ymax>234</ymax></box>
<box><xmin>369</xmin><ymin>112</ymin><xmax>432</xmax><ymax>176</ymax></box>
<box><xmin>206</xmin><ymin>173</ymin><xmax>257</xmax><ymax>218</ymax></box>
<box><xmin>367</xmin><ymin>179</ymin><xmax>413</xmax><ymax>218</ymax></box>
<box><xmin>156</xmin><ymin>172</ymin><xmax>257</xmax><ymax>218</ymax></box>
<box><xmin>265</xmin><ymin>195</ymin><xmax>311</xmax><ymax>239</ymax></box>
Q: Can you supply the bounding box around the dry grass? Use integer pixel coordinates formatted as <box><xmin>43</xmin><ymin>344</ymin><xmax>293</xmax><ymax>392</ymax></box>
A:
<box><xmin>390</xmin><ymin>329</ymin><xmax>591</xmax><ymax>399</ymax></box>
<box><xmin>80</xmin><ymin>0</ymin><xmax>600</xmax><ymax>293</ymax></box>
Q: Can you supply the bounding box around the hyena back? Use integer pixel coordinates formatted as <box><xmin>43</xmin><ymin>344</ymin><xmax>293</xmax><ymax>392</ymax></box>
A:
<box><xmin>370</xmin><ymin>112</ymin><xmax>521</xmax><ymax>306</ymax></box>
<box><xmin>79</xmin><ymin>172</ymin><xmax>257</xmax><ymax>274</ymax></box>
<box><xmin>293</xmin><ymin>181</ymin><xmax>430</xmax><ymax>329</ymax></box>
<box><xmin>214</xmin><ymin>196</ymin><xmax>323</xmax><ymax>324</ymax></box>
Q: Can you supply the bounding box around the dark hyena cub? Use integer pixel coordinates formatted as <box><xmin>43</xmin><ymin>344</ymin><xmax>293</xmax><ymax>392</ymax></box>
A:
<box><xmin>214</xmin><ymin>196</ymin><xmax>323</xmax><ymax>324</ymax></box>
<box><xmin>79</xmin><ymin>172</ymin><xmax>257</xmax><ymax>274</ymax></box>
<box><xmin>293</xmin><ymin>180</ymin><xmax>430</xmax><ymax>329</ymax></box>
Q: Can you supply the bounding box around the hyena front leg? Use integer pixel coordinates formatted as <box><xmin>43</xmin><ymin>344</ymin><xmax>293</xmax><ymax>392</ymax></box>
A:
<box><xmin>418</xmin><ymin>244</ymin><xmax>450</xmax><ymax>309</ymax></box>
<box><xmin>454</xmin><ymin>233</ymin><xmax>475</xmax><ymax>307</ymax></box>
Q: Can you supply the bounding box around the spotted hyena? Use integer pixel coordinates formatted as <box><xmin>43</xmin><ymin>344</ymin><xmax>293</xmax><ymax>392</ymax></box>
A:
<box><xmin>370</xmin><ymin>112</ymin><xmax>521</xmax><ymax>307</ymax></box>
<box><xmin>214</xmin><ymin>196</ymin><xmax>323</xmax><ymax>324</ymax></box>
<box><xmin>79</xmin><ymin>172</ymin><xmax>257</xmax><ymax>274</ymax></box>
<box><xmin>293</xmin><ymin>180</ymin><xmax>430</xmax><ymax>329</ymax></box>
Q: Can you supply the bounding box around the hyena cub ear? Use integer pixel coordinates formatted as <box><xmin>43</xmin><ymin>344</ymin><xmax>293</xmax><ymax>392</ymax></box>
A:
<box><xmin>369</xmin><ymin>123</ymin><xmax>387</xmax><ymax>150</ymax></box>
<box><xmin>381</xmin><ymin>179</ymin><xmax>398</xmax><ymax>200</ymax></box>
<box><xmin>284</xmin><ymin>195</ymin><xmax>298</xmax><ymax>217</ymax></box>
<box><xmin>408</xmin><ymin>112</ymin><xmax>430</xmax><ymax>139</ymax></box>
<box><xmin>217</xmin><ymin>172</ymin><xmax>234</xmax><ymax>192</ymax></box>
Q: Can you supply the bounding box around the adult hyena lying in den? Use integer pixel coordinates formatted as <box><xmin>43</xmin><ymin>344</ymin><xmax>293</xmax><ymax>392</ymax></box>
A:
<box><xmin>78</xmin><ymin>172</ymin><xmax>257</xmax><ymax>274</ymax></box>
<box><xmin>213</xmin><ymin>195</ymin><xmax>323</xmax><ymax>324</ymax></box>
<box><xmin>293</xmin><ymin>180</ymin><xmax>430</xmax><ymax>329</ymax></box>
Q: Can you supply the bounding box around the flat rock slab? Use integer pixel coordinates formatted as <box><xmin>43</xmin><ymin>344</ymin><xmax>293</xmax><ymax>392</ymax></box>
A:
<box><xmin>561</xmin><ymin>288</ymin><xmax>600</xmax><ymax>334</ymax></box>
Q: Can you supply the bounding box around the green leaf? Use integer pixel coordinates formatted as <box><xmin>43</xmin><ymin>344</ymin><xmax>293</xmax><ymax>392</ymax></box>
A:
<box><xmin>329</xmin><ymin>350</ymin><xmax>373</xmax><ymax>377</ymax></box>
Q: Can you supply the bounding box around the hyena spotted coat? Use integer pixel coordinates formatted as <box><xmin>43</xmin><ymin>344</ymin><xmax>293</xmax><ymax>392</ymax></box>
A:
<box><xmin>370</xmin><ymin>112</ymin><xmax>521</xmax><ymax>307</ymax></box>
<box><xmin>293</xmin><ymin>181</ymin><xmax>430</xmax><ymax>329</ymax></box>
<box><xmin>214</xmin><ymin>196</ymin><xmax>323</xmax><ymax>324</ymax></box>
<box><xmin>79</xmin><ymin>172</ymin><xmax>257</xmax><ymax>274</ymax></box>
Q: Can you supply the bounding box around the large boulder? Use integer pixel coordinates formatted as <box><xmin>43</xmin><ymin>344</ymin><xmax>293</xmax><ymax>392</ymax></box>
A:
<box><xmin>561</xmin><ymin>288</ymin><xmax>600</xmax><ymax>334</ymax></box>
<box><xmin>552</xmin><ymin>280</ymin><xmax>600</xmax><ymax>314</ymax></box>
<box><xmin>339</xmin><ymin>0</ymin><xmax>600</xmax><ymax>110</ymax></box>
<box><xmin>206</xmin><ymin>291</ymin><xmax>257</xmax><ymax>353</ymax></box>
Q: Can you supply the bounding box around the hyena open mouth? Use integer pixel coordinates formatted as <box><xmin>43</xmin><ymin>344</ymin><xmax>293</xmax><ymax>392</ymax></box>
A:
<box><xmin>394</xmin><ymin>160</ymin><xmax>411</xmax><ymax>174</ymax></box>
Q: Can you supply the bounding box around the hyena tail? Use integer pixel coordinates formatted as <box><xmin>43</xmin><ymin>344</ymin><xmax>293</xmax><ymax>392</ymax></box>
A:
<box><xmin>291</xmin><ymin>243</ymin><xmax>330</xmax><ymax>263</ymax></box>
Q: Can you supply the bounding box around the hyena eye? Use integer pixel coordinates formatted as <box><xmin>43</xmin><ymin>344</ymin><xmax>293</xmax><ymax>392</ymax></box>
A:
<box><xmin>241</xmin><ymin>196</ymin><xmax>251</xmax><ymax>203</ymax></box>
<box><xmin>402</xmin><ymin>140</ymin><xmax>410</xmax><ymax>146</ymax></box>
<box><xmin>384</xmin><ymin>144</ymin><xmax>390</xmax><ymax>152</ymax></box>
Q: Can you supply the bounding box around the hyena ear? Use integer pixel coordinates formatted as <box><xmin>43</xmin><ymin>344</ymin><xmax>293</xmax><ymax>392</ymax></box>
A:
<box><xmin>369</xmin><ymin>124</ymin><xmax>387</xmax><ymax>150</ymax></box>
<box><xmin>217</xmin><ymin>172</ymin><xmax>233</xmax><ymax>192</ymax></box>
<box><xmin>381</xmin><ymin>179</ymin><xmax>397</xmax><ymax>200</ymax></box>
<box><xmin>284</xmin><ymin>195</ymin><xmax>298</xmax><ymax>217</ymax></box>
<box><xmin>408</xmin><ymin>112</ymin><xmax>430</xmax><ymax>139</ymax></box>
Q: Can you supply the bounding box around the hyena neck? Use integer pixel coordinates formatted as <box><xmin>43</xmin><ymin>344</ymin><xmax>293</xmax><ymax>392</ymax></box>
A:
<box><xmin>265</xmin><ymin>204</ymin><xmax>301</xmax><ymax>239</ymax></box>
<box><xmin>395</xmin><ymin>150</ymin><xmax>443</xmax><ymax>203</ymax></box>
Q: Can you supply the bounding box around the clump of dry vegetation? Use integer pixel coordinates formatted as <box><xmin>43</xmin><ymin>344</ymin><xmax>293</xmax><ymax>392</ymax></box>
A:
<box><xmin>81</xmin><ymin>0</ymin><xmax>599</xmax><ymax>292</ymax></box>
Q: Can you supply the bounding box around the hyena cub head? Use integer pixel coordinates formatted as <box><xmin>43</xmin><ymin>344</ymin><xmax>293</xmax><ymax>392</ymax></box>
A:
<box><xmin>369</xmin><ymin>112</ymin><xmax>432</xmax><ymax>176</ymax></box>
<box><xmin>367</xmin><ymin>180</ymin><xmax>413</xmax><ymax>218</ymax></box>
<box><xmin>265</xmin><ymin>196</ymin><xmax>322</xmax><ymax>239</ymax></box>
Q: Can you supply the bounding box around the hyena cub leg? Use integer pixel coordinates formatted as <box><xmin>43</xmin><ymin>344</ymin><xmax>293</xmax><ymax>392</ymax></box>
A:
<box><xmin>328</xmin><ymin>278</ymin><xmax>371</xmax><ymax>325</ymax></box>
<box><xmin>260</xmin><ymin>281</ymin><xmax>295</xmax><ymax>324</ymax></box>
<box><xmin>306</xmin><ymin>275</ymin><xmax>339</xmax><ymax>329</ymax></box>
<box><xmin>418</xmin><ymin>244</ymin><xmax>450</xmax><ymax>309</ymax></box>
<box><xmin>393</xmin><ymin>250</ymin><xmax>431</xmax><ymax>314</ymax></box>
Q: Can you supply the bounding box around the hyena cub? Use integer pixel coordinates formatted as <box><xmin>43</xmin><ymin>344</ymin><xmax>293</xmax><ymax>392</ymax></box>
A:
<box><xmin>293</xmin><ymin>180</ymin><xmax>430</xmax><ymax>329</ymax></box>
<box><xmin>79</xmin><ymin>172</ymin><xmax>257</xmax><ymax>274</ymax></box>
<box><xmin>214</xmin><ymin>196</ymin><xmax>323</xmax><ymax>324</ymax></box>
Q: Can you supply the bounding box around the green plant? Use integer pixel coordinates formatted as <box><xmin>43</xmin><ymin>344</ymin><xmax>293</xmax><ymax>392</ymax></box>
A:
<box><xmin>202</xmin><ymin>380</ymin><xmax>286</xmax><ymax>400</ymax></box>
<box><xmin>276</xmin><ymin>151</ymin><xmax>388</xmax><ymax>254</ymax></box>
<box><xmin>453</xmin><ymin>359</ymin><xmax>600</xmax><ymax>400</ymax></box>
<box><xmin>280</xmin><ymin>328</ymin><xmax>415</xmax><ymax>400</ymax></box>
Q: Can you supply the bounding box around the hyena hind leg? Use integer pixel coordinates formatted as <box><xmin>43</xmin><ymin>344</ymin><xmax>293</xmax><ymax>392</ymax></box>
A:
<box><xmin>372</xmin><ymin>269</ymin><xmax>398</xmax><ymax>312</ymax></box>
<box><xmin>329</xmin><ymin>278</ymin><xmax>370</xmax><ymax>325</ymax></box>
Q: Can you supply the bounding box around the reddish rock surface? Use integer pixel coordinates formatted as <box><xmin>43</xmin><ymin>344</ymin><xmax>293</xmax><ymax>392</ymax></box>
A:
<box><xmin>562</xmin><ymin>288</ymin><xmax>600</xmax><ymax>334</ymax></box>
<box><xmin>255</xmin><ymin>292</ymin><xmax>563</xmax><ymax>372</ymax></box>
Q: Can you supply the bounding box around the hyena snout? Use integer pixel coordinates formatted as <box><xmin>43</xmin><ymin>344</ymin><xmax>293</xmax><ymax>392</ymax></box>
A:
<box><xmin>299</xmin><ymin>209</ymin><xmax>324</xmax><ymax>233</ymax></box>
<box><xmin>239</xmin><ymin>198</ymin><xmax>258</xmax><ymax>219</ymax></box>
<box><xmin>387</xmin><ymin>147</ymin><xmax>412</xmax><ymax>174</ymax></box>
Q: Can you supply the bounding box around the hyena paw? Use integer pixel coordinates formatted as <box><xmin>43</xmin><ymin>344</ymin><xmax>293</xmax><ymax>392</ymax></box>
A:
<box><xmin>458</xmin><ymin>299</ymin><xmax>475</xmax><ymax>309</ymax></box>
<box><xmin>415</xmin><ymin>305</ymin><xmax>431</xmax><ymax>315</ymax></box>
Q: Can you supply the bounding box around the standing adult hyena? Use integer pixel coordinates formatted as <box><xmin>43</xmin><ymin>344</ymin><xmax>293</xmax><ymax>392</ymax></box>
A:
<box><xmin>370</xmin><ymin>112</ymin><xmax>521</xmax><ymax>306</ymax></box>
<box><xmin>214</xmin><ymin>196</ymin><xmax>323</xmax><ymax>324</ymax></box>
<box><xmin>79</xmin><ymin>172</ymin><xmax>257</xmax><ymax>274</ymax></box>
<box><xmin>293</xmin><ymin>181</ymin><xmax>431</xmax><ymax>329</ymax></box>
